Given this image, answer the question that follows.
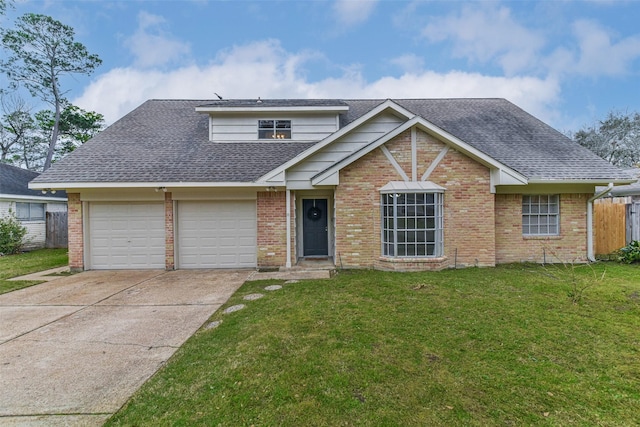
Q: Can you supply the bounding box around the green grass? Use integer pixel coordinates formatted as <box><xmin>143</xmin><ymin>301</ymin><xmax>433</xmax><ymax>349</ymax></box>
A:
<box><xmin>0</xmin><ymin>248</ymin><xmax>69</xmax><ymax>294</ymax></box>
<box><xmin>107</xmin><ymin>263</ymin><xmax>640</xmax><ymax>426</ymax></box>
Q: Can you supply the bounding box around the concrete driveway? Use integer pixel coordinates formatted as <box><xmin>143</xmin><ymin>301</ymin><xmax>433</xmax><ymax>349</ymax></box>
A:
<box><xmin>0</xmin><ymin>269</ymin><xmax>251</xmax><ymax>426</ymax></box>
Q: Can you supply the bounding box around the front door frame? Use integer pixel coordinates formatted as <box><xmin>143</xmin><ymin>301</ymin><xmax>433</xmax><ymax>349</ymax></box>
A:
<box><xmin>296</xmin><ymin>192</ymin><xmax>333</xmax><ymax>260</ymax></box>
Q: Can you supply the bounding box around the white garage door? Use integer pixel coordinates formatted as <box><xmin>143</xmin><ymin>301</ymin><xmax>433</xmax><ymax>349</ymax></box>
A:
<box><xmin>89</xmin><ymin>203</ymin><xmax>165</xmax><ymax>269</ymax></box>
<box><xmin>177</xmin><ymin>200</ymin><xmax>256</xmax><ymax>268</ymax></box>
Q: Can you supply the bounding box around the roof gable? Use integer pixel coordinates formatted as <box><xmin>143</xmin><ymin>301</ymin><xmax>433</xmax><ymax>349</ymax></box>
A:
<box><xmin>309</xmin><ymin>115</ymin><xmax>528</xmax><ymax>190</ymax></box>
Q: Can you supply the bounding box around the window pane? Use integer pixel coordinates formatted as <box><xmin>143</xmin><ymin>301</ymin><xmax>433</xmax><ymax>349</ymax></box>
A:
<box><xmin>522</xmin><ymin>194</ymin><xmax>559</xmax><ymax>236</ymax></box>
<box><xmin>259</xmin><ymin>120</ymin><xmax>291</xmax><ymax>139</ymax></box>
<box><xmin>16</xmin><ymin>202</ymin><xmax>29</xmax><ymax>220</ymax></box>
<box><xmin>381</xmin><ymin>191</ymin><xmax>443</xmax><ymax>258</ymax></box>
<box><xmin>258</xmin><ymin>129</ymin><xmax>273</xmax><ymax>139</ymax></box>
<box><xmin>31</xmin><ymin>203</ymin><xmax>45</xmax><ymax>220</ymax></box>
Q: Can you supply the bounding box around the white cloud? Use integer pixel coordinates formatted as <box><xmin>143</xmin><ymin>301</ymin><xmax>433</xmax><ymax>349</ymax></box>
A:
<box><xmin>421</xmin><ymin>5</ymin><xmax>545</xmax><ymax>76</ymax></box>
<box><xmin>123</xmin><ymin>11</ymin><xmax>191</xmax><ymax>68</ymax></box>
<box><xmin>390</xmin><ymin>54</ymin><xmax>425</xmax><ymax>74</ymax></box>
<box><xmin>332</xmin><ymin>0</ymin><xmax>377</xmax><ymax>27</ymax></box>
<box><xmin>73</xmin><ymin>39</ymin><xmax>561</xmax><ymax>126</ymax></box>
<box><xmin>550</xmin><ymin>19</ymin><xmax>640</xmax><ymax>77</ymax></box>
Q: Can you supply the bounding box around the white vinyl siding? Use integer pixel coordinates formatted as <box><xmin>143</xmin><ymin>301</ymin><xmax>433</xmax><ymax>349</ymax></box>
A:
<box><xmin>177</xmin><ymin>200</ymin><xmax>256</xmax><ymax>268</ymax></box>
<box><xmin>210</xmin><ymin>113</ymin><xmax>338</xmax><ymax>142</ymax></box>
<box><xmin>88</xmin><ymin>202</ymin><xmax>165</xmax><ymax>269</ymax></box>
<box><xmin>287</xmin><ymin>111</ymin><xmax>404</xmax><ymax>189</ymax></box>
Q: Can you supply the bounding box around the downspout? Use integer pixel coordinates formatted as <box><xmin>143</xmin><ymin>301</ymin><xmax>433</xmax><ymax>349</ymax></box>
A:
<box><xmin>286</xmin><ymin>189</ymin><xmax>292</xmax><ymax>268</ymax></box>
<box><xmin>587</xmin><ymin>183</ymin><xmax>614</xmax><ymax>262</ymax></box>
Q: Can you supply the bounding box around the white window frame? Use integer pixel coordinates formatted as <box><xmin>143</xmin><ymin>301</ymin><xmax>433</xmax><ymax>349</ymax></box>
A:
<box><xmin>258</xmin><ymin>119</ymin><xmax>291</xmax><ymax>139</ymax></box>
<box><xmin>16</xmin><ymin>202</ymin><xmax>45</xmax><ymax>221</ymax></box>
<box><xmin>381</xmin><ymin>191</ymin><xmax>444</xmax><ymax>258</ymax></box>
<box><xmin>522</xmin><ymin>194</ymin><xmax>559</xmax><ymax>236</ymax></box>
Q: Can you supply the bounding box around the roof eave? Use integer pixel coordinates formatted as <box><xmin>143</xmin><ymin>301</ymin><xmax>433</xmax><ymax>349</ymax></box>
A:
<box><xmin>28</xmin><ymin>181</ymin><xmax>276</xmax><ymax>190</ymax></box>
<box><xmin>0</xmin><ymin>193</ymin><xmax>68</xmax><ymax>202</ymax></box>
<box><xmin>195</xmin><ymin>106</ymin><xmax>350</xmax><ymax>113</ymax></box>
<box><xmin>527</xmin><ymin>178</ymin><xmax>637</xmax><ymax>185</ymax></box>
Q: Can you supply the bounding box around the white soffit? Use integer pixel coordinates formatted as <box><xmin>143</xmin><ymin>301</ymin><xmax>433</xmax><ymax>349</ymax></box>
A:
<box><xmin>379</xmin><ymin>181</ymin><xmax>445</xmax><ymax>193</ymax></box>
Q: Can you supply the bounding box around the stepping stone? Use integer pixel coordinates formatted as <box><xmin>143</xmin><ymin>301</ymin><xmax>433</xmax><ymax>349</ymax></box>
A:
<box><xmin>223</xmin><ymin>304</ymin><xmax>246</xmax><ymax>314</ymax></box>
<box><xmin>205</xmin><ymin>320</ymin><xmax>222</xmax><ymax>330</ymax></box>
<box><xmin>284</xmin><ymin>280</ymin><xmax>299</xmax><ymax>284</ymax></box>
<box><xmin>264</xmin><ymin>285</ymin><xmax>282</xmax><ymax>291</ymax></box>
<box><xmin>243</xmin><ymin>293</ymin><xmax>264</xmax><ymax>301</ymax></box>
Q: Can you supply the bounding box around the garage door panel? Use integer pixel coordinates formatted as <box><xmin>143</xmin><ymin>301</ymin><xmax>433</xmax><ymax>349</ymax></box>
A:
<box><xmin>89</xmin><ymin>203</ymin><xmax>165</xmax><ymax>269</ymax></box>
<box><xmin>177</xmin><ymin>200</ymin><xmax>256</xmax><ymax>269</ymax></box>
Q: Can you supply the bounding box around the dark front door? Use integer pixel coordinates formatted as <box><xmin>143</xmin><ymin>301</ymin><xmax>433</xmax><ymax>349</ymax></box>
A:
<box><xmin>303</xmin><ymin>199</ymin><xmax>328</xmax><ymax>256</ymax></box>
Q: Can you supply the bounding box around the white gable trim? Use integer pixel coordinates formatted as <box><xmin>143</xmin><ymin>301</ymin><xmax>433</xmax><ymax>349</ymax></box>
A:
<box><xmin>311</xmin><ymin>116</ymin><xmax>528</xmax><ymax>189</ymax></box>
<box><xmin>380</xmin><ymin>146</ymin><xmax>410</xmax><ymax>181</ymax></box>
<box><xmin>422</xmin><ymin>146</ymin><xmax>450</xmax><ymax>181</ymax></box>
<box><xmin>256</xmin><ymin>99</ymin><xmax>416</xmax><ymax>183</ymax></box>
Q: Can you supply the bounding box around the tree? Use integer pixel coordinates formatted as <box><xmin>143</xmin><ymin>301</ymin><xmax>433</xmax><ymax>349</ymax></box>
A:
<box><xmin>0</xmin><ymin>94</ymin><xmax>34</xmax><ymax>163</ymax></box>
<box><xmin>35</xmin><ymin>105</ymin><xmax>104</xmax><ymax>158</ymax></box>
<box><xmin>573</xmin><ymin>111</ymin><xmax>640</xmax><ymax>168</ymax></box>
<box><xmin>0</xmin><ymin>13</ymin><xmax>101</xmax><ymax>170</ymax></box>
<box><xmin>0</xmin><ymin>0</ymin><xmax>14</xmax><ymax>15</ymax></box>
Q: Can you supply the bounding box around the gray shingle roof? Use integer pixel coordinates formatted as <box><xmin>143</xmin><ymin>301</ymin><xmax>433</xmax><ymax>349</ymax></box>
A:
<box><xmin>32</xmin><ymin>100</ymin><xmax>315</xmax><ymax>183</ymax></box>
<box><xmin>32</xmin><ymin>98</ymin><xmax>633</xmax><ymax>185</ymax></box>
<box><xmin>0</xmin><ymin>163</ymin><xmax>67</xmax><ymax>198</ymax></box>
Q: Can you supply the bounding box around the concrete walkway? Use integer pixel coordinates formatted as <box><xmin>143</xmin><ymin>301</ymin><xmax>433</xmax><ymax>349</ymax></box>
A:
<box><xmin>0</xmin><ymin>269</ymin><xmax>252</xmax><ymax>426</ymax></box>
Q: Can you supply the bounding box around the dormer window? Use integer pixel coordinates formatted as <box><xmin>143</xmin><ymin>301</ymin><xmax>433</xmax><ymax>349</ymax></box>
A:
<box><xmin>259</xmin><ymin>120</ymin><xmax>291</xmax><ymax>139</ymax></box>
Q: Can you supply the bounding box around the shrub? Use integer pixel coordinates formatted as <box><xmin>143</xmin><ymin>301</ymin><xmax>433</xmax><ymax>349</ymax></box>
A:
<box><xmin>0</xmin><ymin>210</ymin><xmax>28</xmax><ymax>255</ymax></box>
<box><xmin>616</xmin><ymin>241</ymin><xmax>640</xmax><ymax>264</ymax></box>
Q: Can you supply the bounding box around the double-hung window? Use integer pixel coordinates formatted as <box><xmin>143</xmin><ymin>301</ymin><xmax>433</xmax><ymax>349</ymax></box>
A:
<box><xmin>258</xmin><ymin>120</ymin><xmax>291</xmax><ymax>139</ymax></box>
<box><xmin>382</xmin><ymin>191</ymin><xmax>444</xmax><ymax>257</ymax></box>
<box><xmin>16</xmin><ymin>202</ymin><xmax>45</xmax><ymax>221</ymax></box>
<box><xmin>522</xmin><ymin>195</ymin><xmax>559</xmax><ymax>236</ymax></box>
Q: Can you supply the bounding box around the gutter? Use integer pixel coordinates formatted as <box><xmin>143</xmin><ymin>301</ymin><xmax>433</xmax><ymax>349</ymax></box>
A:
<box><xmin>587</xmin><ymin>183</ymin><xmax>614</xmax><ymax>262</ymax></box>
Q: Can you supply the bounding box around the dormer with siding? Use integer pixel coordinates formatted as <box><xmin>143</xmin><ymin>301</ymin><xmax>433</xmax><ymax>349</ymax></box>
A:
<box><xmin>195</xmin><ymin>99</ymin><xmax>349</xmax><ymax>143</ymax></box>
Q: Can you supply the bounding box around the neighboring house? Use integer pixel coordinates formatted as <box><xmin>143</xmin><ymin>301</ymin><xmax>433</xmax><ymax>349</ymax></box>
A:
<box><xmin>0</xmin><ymin>163</ymin><xmax>68</xmax><ymax>250</ymax></box>
<box><xmin>29</xmin><ymin>98</ymin><xmax>634</xmax><ymax>271</ymax></box>
<box><xmin>604</xmin><ymin>168</ymin><xmax>640</xmax><ymax>202</ymax></box>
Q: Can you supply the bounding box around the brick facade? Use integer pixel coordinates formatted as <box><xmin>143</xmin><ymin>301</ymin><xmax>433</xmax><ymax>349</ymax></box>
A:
<box><xmin>67</xmin><ymin>193</ymin><xmax>84</xmax><ymax>271</ymax></box>
<box><xmin>334</xmin><ymin>128</ymin><xmax>495</xmax><ymax>271</ymax></box>
<box><xmin>65</xmin><ymin>134</ymin><xmax>592</xmax><ymax>272</ymax></box>
<box><xmin>257</xmin><ymin>190</ymin><xmax>290</xmax><ymax>267</ymax></box>
<box><xmin>495</xmin><ymin>193</ymin><xmax>589</xmax><ymax>263</ymax></box>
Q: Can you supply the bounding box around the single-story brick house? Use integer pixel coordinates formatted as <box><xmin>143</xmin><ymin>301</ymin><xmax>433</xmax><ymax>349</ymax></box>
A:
<box><xmin>0</xmin><ymin>163</ymin><xmax>67</xmax><ymax>250</ymax></box>
<box><xmin>30</xmin><ymin>98</ymin><xmax>634</xmax><ymax>271</ymax></box>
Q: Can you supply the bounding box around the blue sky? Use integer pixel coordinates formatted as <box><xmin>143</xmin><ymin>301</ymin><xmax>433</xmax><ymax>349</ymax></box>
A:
<box><xmin>2</xmin><ymin>0</ymin><xmax>640</xmax><ymax>133</ymax></box>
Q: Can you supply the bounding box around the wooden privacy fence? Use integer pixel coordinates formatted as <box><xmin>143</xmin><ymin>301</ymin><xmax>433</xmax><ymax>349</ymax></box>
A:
<box><xmin>629</xmin><ymin>202</ymin><xmax>640</xmax><ymax>243</ymax></box>
<box><xmin>594</xmin><ymin>201</ymin><xmax>626</xmax><ymax>255</ymax></box>
<box><xmin>46</xmin><ymin>211</ymin><xmax>68</xmax><ymax>248</ymax></box>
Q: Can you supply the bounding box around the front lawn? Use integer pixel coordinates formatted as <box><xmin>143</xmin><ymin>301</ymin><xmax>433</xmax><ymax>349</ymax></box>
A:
<box><xmin>0</xmin><ymin>248</ymin><xmax>69</xmax><ymax>294</ymax></box>
<box><xmin>108</xmin><ymin>263</ymin><xmax>640</xmax><ymax>426</ymax></box>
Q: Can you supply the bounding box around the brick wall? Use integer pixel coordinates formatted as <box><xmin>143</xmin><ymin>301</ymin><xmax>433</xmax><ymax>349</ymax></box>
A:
<box><xmin>257</xmin><ymin>191</ymin><xmax>289</xmax><ymax>267</ymax></box>
<box><xmin>335</xmin><ymin>128</ymin><xmax>495</xmax><ymax>271</ymax></box>
<box><xmin>67</xmin><ymin>193</ymin><xmax>84</xmax><ymax>271</ymax></box>
<box><xmin>495</xmin><ymin>193</ymin><xmax>589</xmax><ymax>263</ymax></box>
<box><xmin>165</xmin><ymin>192</ymin><xmax>175</xmax><ymax>270</ymax></box>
